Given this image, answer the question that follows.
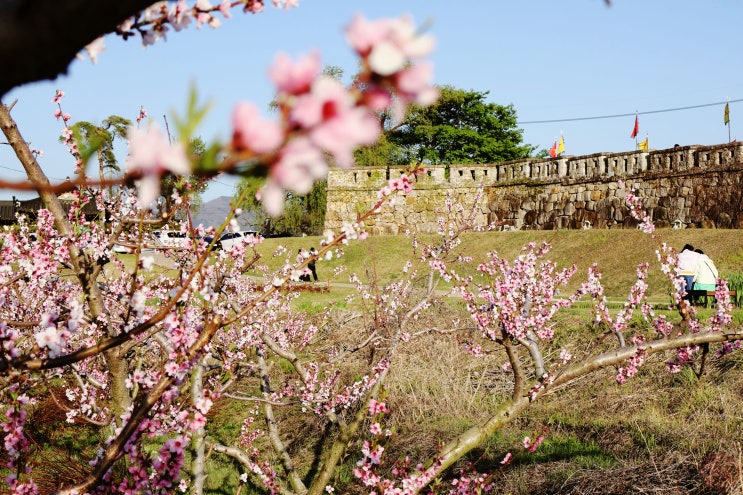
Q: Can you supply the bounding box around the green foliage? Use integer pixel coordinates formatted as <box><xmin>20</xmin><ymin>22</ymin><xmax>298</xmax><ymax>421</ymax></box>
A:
<box><xmin>388</xmin><ymin>85</ymin><xmax>538</xmax><ymax>164</ymax></box>
<box><xmin>517</xmin><ymin>435</ymin><xmax>617</xmax><ymax>470</ymax></box>
<box><xmin>303</xmin><ymin>178</ymin><xmax>327</xmax><ymax>234</ymax></box>
<box><xmin>354</xmin><ymin>132</ymin><xmax>408</xmax><ymax>166</ymax></box>
<box><xmin>69</xmin><ymin>115</ymin><xmax>131</xmax><ymax>178</ymax></box>
<box><xmin>171</xmin><ymin>84</ymin><xmax>213</xmax><ymax>148</ymax></box>
<box><xmin>159</xmin><ymin>136</ymin><xmax>210</xmax><ymax>220</ymax></box>
<box><xmin>234</xmin><ymin>175</ymin><xmax>266</xmax><ymax>228</ymax></box>
<box><xmin>722</xmin><ymin>271</ymin><xmax>743</xmax><ymax>306</ymax></box>
<box><xmin>272</xmin><ymin>195</ymin><xmax>304</xmax><ymax>236</ymax></box>
<box><xmin>236</xmin><ymin>179</ymin><xmax>327</xmax><ymax>236</ymax></box>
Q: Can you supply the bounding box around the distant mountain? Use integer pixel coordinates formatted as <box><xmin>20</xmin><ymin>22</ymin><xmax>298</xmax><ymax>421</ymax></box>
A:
<box><xmin>192</xmin><ymin>196</ymin><xmax>259</xmax><ymax>231</ymax></box>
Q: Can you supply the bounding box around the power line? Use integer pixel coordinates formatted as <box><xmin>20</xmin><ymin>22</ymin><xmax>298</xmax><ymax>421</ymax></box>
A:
<box><xmin>517</xmin><ymin>98</ymin><xmax>743</xmax><ymax>125</ymax></box>
<box><xmin>211</xmin><ymin>179</ymin><xmax>233</xmax><ymax>187</ymax></box>
<box><xmin>0</xmin><ymin>163</ymin><xmax>67</xmax><ymax>182</ymax></box>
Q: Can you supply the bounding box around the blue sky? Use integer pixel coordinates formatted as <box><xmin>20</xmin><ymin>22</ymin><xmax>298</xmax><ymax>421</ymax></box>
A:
<box><xmin>2</xmin><ymin>1</ymin><xmax>742</xmax><ymax>202</ymax></box>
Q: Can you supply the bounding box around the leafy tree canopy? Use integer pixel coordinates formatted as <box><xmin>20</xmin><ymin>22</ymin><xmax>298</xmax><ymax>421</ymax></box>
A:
<box><xmin>235</xmin><ymin>177</ymin><xmax>327</xmax><ymax>237</ymax></box>
<box><xmin>388</xmin><ymin>85</ymin><xmax>537</xmax><ymax>165</ymax></box>
<box><xmin>69</xmin><ymin>115</ymin><xmax>131</xmax><ymax>176</ymax></box>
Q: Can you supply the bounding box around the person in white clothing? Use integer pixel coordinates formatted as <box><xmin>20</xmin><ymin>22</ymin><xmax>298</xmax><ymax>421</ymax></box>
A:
<box><xmin>692</xmin><ymin>249</ymin><xmax>718</xmax><ymax>292</ymax></box>
<box><xmin>677</xmin><ymin>244</ymin><xmax>701</xmax><ymax>296</ymax></box>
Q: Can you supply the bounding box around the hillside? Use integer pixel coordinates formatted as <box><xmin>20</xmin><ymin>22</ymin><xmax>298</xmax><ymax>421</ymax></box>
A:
<box><xmin>193</xmin><ymin>196</ymin><xmax>259</xmax><ymax>231</ymax></box>
<box><xmin>254</xmin><ymin>228</ymin><xmax>743</xmax><ymax>302</ymax></box>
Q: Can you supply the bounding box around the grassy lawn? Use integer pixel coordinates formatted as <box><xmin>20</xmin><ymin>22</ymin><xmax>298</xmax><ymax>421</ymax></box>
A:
<box><xmin>247</xmin><ymin>228</ymin><xmax>743</xmax><ymax>310</ymax></box>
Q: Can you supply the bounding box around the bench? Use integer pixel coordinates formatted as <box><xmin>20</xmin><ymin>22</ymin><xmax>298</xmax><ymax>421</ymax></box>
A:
<box><xmin>688</xmin><ymin>290</ymin><xmax>738</xmax><ymax>308</ymax></box>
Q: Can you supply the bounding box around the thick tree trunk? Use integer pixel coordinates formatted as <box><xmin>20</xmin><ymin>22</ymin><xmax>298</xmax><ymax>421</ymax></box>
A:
<box><xmin>0</xmin><ymin>102</ymin><xmax>132</xmax><ymax>416</ymax></box>
<box><xmin>0</xmin><ymin>1</ymin><xmax>156</xmax><ymax>97</ymax></box>
<box><xmin>191</xmin><ymin>356</ymin><xmax>207</xmax><ymax>495</ymax></box>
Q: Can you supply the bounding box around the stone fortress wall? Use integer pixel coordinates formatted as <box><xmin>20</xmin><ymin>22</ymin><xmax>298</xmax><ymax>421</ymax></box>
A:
<box><xmin>324</xmin><ymin>142</ymin><xmax>743</xmax><ymax>234</ymax></box>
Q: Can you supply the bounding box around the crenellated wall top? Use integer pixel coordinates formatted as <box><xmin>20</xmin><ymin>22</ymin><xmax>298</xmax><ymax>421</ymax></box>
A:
<box><xmin>327</xmin><ymin>142</ymin><xmax>743</xmax><ymax>190</ymax></box>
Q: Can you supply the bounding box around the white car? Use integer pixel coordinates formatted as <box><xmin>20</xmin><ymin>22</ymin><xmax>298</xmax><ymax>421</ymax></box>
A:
<box><xmin>153</xmin><ymin>230</ymin><xmax>190</xmax><ymax>248</ymax></box>
<box><xmin>216</xmin><ymin>230</ymin><xmax>259</xmax><ymax>251</ymax></box>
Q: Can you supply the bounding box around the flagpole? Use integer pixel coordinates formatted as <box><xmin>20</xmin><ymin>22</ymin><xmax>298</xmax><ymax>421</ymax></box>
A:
<box><xmin>726</xmin><ymin>97</ymin><xmax>731</xmax><ymax>143</ymax></box>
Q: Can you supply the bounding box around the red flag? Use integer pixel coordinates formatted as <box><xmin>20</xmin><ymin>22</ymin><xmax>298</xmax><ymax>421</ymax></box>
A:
<box><xmin>630</xmin><ymin>115</ymin><xmax>639</xmax><ymax>138</ymax></box>
<box><xmin>549</xmin><ymin>141</ymin><xmax>557</xmax><ymax>158</ymax></box>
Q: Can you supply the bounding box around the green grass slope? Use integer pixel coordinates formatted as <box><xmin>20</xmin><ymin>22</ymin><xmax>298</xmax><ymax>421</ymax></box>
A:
<box><xmin>255</xmin><ymin>228</ymin><xmax>743</xmax><ymax>303</ymax></box>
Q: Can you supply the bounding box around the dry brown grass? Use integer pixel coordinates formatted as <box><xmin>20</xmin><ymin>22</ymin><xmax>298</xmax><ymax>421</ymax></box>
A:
<box><xmin>316</xmin><ymin>296</ymin><xmax>743</xmax><ymax>494</ymax></box>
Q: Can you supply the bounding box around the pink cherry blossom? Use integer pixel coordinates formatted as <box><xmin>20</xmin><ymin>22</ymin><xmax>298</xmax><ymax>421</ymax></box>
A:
<box><xmin>190</xmin><ymin>412</ymin><xmax>207</xmax><ymax>431</ymax></box>
<box><xmin>396</xmin><ymin>62</ymin><xmax>439</xmax><ymax>106</ymax></box>
<box><xmin>345</xmin><ymin>15</ymin><xmax>390</xmax><ymax>56</ymax></box>
<box><xmin>269</xmin><ymin>136</ymin><xmax>327</xmax><ymax>195</ymax></box>
<box><xmin>231</xmin><ymin>102</ymin><xmax>283</xmax><ymax>154</ymax></box>
<box><xmin>346</xmin><ymin>14</ymin><xmax>435</xmax><ymax>75</ymax></box>
<box><xmin>268</xmin><ymin>51</ymin><xmax>320</xmax><ymax>95</ymax></box>
<box><xmin>126</xmin><ymin>125</ymin><xmax>191</xmax><ymax>205</ymax></box>
<box><xmin>290</xmin><ymin>77</ymin><xmax>380</xmax><ymax>165</ymax></box>
<box><xmin>136</xmin><ymin>106</ymin><xmax>148</xmax><ymax>124</ymax></box>
<box><xmin>311</xmin><ymin>106</ymin><xmax>380</xmax><ymax>167</ymax></box>
<box><xmin>167</xmin><ymin>0</ymin><xmax>192</xmax><ymax>31</ymax></box>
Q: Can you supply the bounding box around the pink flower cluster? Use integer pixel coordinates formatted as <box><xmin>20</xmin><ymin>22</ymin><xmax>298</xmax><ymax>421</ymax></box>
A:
<box><xmin>623</xmin><ymin>181</ymin><xmax>655</xmax><ymax>234</ymax></box>
<box><xmin>52</xmin><ymin>91</ymin><xmax>84</xmax><ymax>172</ymax></box>
<box><xmin>2</xmin><ymin>388</ymin><xmax>37</xmax><ymax>494</ymax></box>
<box><xmin>377</xmin><ymin>173</ymin><xmax>416</xmax><ymax>199</ymax></box>
<box><xmin>346</xmin><ymin>15</ymin><xmax>439</xmax><ymax>120</ymax></box>
<box><xmin>117</xmin><ymin>0</ymin><xmax>258</xmax><ymax>46</ymax></box>
<box><xmin>229</xmin><ymin>15</ymin><xmax>436</xmax><ymax>216</ymax></box>
<box><xmin>465</xmin><ymin>242</ymin><xmax>579</xmax><ymax>342</ymax></box>
<box><xmin>616</xmin><ymin>346</ymin><xmax>647</xmax><ymax>384</ymax></box>
<box><xmin>522</xmin><ymin>434</ymin><xmax>544</xmax><ymax>453</ymax></box>
<box><xmin>125</xmin><ymin>125</ymin><xmax>191</xmax><ymax>206</ymax></box>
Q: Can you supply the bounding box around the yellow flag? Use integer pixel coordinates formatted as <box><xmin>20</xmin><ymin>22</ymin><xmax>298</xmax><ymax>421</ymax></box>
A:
<box><xmin>638</xmin><ymin>137</ymin><xmax>649</xmax><ymax>151</ymax></box>
<box><xmin>557</xmin><ymin>135</ymin><xmax>565</xmax><ymax>155</ymax></box>
<box><xmin>724</xmin><ymin>102</ymin><xmax>730</xmax><ymax>125</ymax></box>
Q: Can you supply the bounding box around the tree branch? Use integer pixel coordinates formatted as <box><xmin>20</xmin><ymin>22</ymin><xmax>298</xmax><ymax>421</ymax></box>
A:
<box><xmin>408</xmin><ymin>327</ymin><xmax>743</xmax><ymax>495</ymax></box>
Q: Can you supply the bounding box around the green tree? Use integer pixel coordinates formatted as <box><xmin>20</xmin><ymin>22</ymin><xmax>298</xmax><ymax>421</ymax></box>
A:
<box><xmin>353</xmin><ymin>131</ymin><xmax>408</xmax><ymax>166</ymax></box>
<box><xmin>234</xmin><ymin>175</ymin><xmax>267</xmax><ymax>230</ymax></box>
<box><xmin>388</xmin><ymin>85</ymin><xmax>537</xmax><ymax>164</ymax></box>
<box><xmin>234</xmin><ymin>178</ymin><xmax>326</xmax><ymax>237</ymax></box>
<box><xmin>160</xmin><ymin>136</ymin><xmax>209</xmax><ymax>221</ymax></box>
<box><xmin>70</xmin><ymin>115</ymin><xmax>131</xmax><ymax>186</ymax></box>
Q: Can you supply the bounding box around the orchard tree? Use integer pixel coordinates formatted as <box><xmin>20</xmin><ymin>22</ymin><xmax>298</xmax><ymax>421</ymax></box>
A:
<box><xmin>388</xmin><ymin>85</ymin><xmax>538</xmax><ymax>164</ymax></box>
<box><xmin>0</xmin><ymin>3</ymin><xmax>739</xmax><ymax>495</ymax></box>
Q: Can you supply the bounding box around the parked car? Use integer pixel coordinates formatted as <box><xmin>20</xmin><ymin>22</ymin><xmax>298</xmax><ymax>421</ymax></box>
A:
<box><xmin>112</xmin><ymin>232</ymin><xmax>160</xmax><ymax>253</ymax></box>
<box><xmin>112</xmin><ymin>243</ymin><xmax>135</xmax><ymax>254</ymax></box>
<box><xmin>215</xmin><ymin>230</ymin><xmax>258</xmax><ymax>251</ymax></box>
<box><xmin>153</xmin><ymin>229</ymin><xmax>190</xmax><ymax>248</ymax></box>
